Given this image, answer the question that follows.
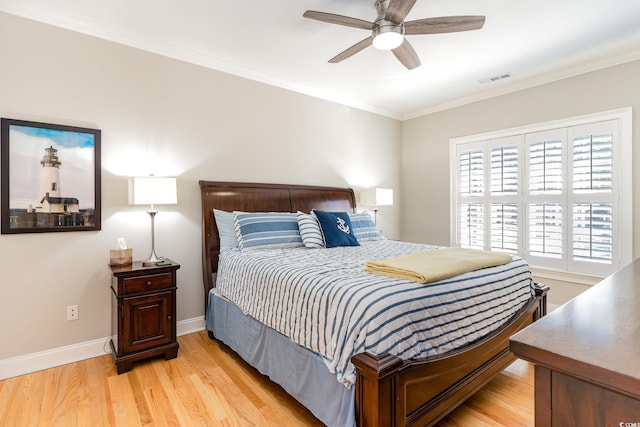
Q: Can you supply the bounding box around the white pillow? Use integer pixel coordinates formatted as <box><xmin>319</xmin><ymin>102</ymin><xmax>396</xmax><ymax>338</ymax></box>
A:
<box><xmin>213</xmin><ymin>209</ymin><xmax>238</xmax><ymax>252</ymax></box>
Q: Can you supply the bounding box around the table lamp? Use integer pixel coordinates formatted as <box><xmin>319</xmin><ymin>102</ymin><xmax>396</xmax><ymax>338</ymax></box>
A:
<box><xmin>128</xmin><ymin>176</ymin><xmax>177</xmax><ymax>266</ymax></box>
<box><xmin>360</xmin><ymin>187</ymin><xmax>393</xmax><ymax>224</ymax></box>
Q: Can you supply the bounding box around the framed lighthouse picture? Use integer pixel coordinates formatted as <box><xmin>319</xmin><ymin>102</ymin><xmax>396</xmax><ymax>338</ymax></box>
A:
<box><xmin>1</xmin><ymin>118</ymin><xmax>101</xmax><ymax>234</ymax></box>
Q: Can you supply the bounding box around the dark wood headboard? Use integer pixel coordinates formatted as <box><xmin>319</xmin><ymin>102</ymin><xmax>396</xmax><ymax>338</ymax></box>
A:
<box><xmin>199</xmin><ymin>181</ymin><xmax>356</xmax><ymax>304</ymax></box>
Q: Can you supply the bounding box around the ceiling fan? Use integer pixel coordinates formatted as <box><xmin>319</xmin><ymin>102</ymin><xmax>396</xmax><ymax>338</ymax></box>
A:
<box><xmin>303</xmin><ymin>0</ymin><xmax>485</xmax><ymax>70</ymax></box>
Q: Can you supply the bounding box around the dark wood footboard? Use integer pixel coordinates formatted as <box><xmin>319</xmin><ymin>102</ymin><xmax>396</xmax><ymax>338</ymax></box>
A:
<box><xmin>352</xmin><ymin>282</ymin><xmax>549</xmax><ymax>427</ymax></box>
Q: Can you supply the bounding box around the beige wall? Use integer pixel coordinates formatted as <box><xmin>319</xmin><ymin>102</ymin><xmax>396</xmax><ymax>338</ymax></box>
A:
<box><xmin>0</xmin><ymin>13</ymin><xmax>402</xmax><ymax>360</ymax></box>
<box><xmin>401</xmin><ymin>59</ymin><xmax>640</xmax><ymax>305</ymax></box>
<box><xmin>2</xmin><ymin>9</ymin><xmax>637</xmax><ymax>365</ymax></box>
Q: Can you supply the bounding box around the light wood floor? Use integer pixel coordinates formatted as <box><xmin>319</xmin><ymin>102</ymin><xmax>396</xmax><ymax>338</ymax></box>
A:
<box><xmin>0</xmin><ymin>331</ymin><xmax>534</xmax><ymax>426</ymax></box>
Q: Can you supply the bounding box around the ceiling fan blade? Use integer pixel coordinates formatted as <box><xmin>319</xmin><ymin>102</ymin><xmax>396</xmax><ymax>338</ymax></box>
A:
<box><xmin>329</xmin><ymin>36</ymin><xmax>373</xmax><ymax>63</ymax></box>
<box><xmin>404</xmin><ymin>15</ymin><xmax>486</xmax><ymax>35</ymax></box>
<box><xmin>392</xmin><ymin>39</ymin><xmax>421</xmax><ymax>70</ymax></box>
<box><xmin>385</xmin><ymin>0</ymin><xmax>417</xmax><ymax>24</ymax></box>
<box><xmin>303</xmin><ymin>10</ymin><xmax>374</xmax><ymax>30</ymax></box>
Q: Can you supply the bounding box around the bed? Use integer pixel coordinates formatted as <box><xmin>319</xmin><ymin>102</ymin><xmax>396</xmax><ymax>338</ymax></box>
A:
<box><xmin>200</xmin><ymin>180</ymin><xmax>548</xmax><ymax>427</ymax></box>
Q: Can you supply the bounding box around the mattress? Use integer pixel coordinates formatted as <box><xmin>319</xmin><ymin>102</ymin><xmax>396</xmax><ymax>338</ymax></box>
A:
<box><xmin>215</xmin><ymin>239</ymin><xmax>534</xmax><ymax>386</ymax></box>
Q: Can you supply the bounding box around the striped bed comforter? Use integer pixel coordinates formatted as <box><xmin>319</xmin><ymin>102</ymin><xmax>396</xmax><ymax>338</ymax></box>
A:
<box><xmin>215</xmin><ymin>240</ymin><xmax>534</xmax><ymax>387</ymax></box>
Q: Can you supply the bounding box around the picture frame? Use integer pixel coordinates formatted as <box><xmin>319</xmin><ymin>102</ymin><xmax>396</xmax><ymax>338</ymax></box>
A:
<box><xmin>1</xmin><ymin>118</ymin><xmax>101</xmax><ymax>234</ymax></box>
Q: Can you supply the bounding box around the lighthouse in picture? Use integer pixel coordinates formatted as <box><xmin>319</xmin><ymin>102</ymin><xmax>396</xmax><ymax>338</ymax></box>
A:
<box><xmin>40</xmin><ymin>146</ymin><xmax>62</xmax><ymax>198</ymax></box>
<box><xmin>35</xmin><ymin>145</ymin><xmax>80</xmax><ymax>217</ymax></box>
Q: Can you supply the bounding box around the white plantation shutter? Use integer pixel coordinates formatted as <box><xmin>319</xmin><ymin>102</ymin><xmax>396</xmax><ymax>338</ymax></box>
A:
<box><xmin>488</xmin><ymin>139</ymin><xmax>521</xmax><ymax>255</ymax></box>
<box><xmin>458</xmin><ymin>145</ymin><xmax>486</xmax><ymax>250</ymax></box>
<box><xmin>572</xmin><ymin>203</ymin><xmax>613</xmax><ymax>263</ymax></box>
<box><xmin>490</xmin><ymin>203</ymin><xmax>518</xmax><ymax>254</ymax></box>
<box><xmin>529</xmin><ymin>139</ymin><xmax>563</xmax><ymax>194</ymax></box>
<box><xmin>524</xmin><ymin>129</ymin><xmax>566</xmax><ymax>270</ymax></box>
<box><xmin>573</xmin><ymin>133</ymin><xmax>613</xmax><ymax>192</ymax></box>
<box><xmin>528</xmin><ymin>203</ymin><xmax>563</xmax><ymax>259</ymax></box>
<box><xmin>491</xmin><ymin>146</ymin><xmax>518</xmax><ymax>194</ymax></box>
<box><xmin>451</xmin><ymin>110</ymin><xmax>631</xmax><ymax>277</ymax></box>
<box><xmin>459</xmin><ymin>150</ymin><xmax>484</xmax><ymax>196</ymax></box>
<box><xmin>460</xmin><ymin>203</ymin><xmax>484</xmax><ymax>249</ymax></box>
<box><xmin>568</xmin><ymin>121</ymin><xmax>617</xmax><ymax>272</ymax></box>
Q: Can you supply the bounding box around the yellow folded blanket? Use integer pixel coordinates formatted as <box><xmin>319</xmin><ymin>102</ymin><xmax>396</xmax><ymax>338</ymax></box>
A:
<box><xmin>364</xmin><ymin>247</ymin><xmax>513</xmax><ymax>284</ymax></box>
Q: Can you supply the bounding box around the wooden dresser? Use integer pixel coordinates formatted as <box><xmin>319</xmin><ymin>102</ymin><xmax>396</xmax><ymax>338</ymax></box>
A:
<box><xmin>510</xmin><ymin>259</ymin><xmax>640</xmax><ymax>426</ymax></box>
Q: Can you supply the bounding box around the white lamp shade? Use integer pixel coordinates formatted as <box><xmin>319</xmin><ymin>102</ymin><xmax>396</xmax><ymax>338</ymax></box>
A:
<box><xmin>360</xmin><ymin>188</ymin><xmax>393</xmax><ymax>207</ymax></box>
<box><xmin>128</xmin><ymin>177</ymin><xmax>177</xmax><ymax>206</ymax></box>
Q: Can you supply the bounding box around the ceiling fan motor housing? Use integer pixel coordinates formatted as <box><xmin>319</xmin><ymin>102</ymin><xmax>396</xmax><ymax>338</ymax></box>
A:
<box><xmin>372</xmin><ymin>0</ymin><xmax>404</xmax><ymax>50</ymax></box>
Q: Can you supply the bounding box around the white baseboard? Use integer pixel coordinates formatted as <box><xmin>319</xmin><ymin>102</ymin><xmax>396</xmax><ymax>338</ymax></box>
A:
<box><xmin>0</xmin><ymin>337</ymin><xmax>109</xmax><ymax>380</ymax></box>
<box><xmin>0</xmin><ymin>316</ymin><xmax>205</xmax><ymax>380</ymax></box>
<box><xmin>177</xmin><ymin>315</ymin><xmax>206</xmax><ymax>336</ymax></box>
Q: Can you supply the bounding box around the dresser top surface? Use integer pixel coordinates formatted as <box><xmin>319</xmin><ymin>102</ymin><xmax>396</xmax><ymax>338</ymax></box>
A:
<box><xmin>511</xmin><ymin>258</ymin><xmax>640</xmax><ymax>390</ymax></box>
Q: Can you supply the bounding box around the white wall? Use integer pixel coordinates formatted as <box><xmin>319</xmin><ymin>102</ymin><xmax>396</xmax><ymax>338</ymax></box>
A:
<box><xmin>0</xmin><ymin>12</ymin><xmax>402</xmax><ymax>361</ymax></box>
<box><xmin>401</xmin><ymin>59</ymin><xmax>640</xmax><ymax>306</ymax></box>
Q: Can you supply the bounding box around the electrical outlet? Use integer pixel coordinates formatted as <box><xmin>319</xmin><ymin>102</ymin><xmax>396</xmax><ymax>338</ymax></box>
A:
<box><xmin>67</xmin><ymin>305</ymin><xmax>78</xmax><ymax>321</ymax></box>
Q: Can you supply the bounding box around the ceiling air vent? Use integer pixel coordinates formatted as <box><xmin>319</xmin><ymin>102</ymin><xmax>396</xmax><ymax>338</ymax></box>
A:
<box><xmin>478</xmin><ymin>73</ymin><xmax>512</xmax><ymax>84</ymax></box>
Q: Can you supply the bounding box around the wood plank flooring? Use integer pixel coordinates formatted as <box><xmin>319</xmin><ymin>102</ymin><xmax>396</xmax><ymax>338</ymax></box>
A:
<box><xmin>0</xmin><ymin>331</ymin><xmax>534</xmax><ymax>426</ymax></box>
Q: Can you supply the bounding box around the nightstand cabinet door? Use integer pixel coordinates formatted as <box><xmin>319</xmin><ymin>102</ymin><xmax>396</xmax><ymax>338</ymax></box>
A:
<box><xmin>123</xmin><ymin>291</ymin><xmax>173</xmax><ymax>353</ymax></box>
<box><xmin>110</xmin><ymin>260</ymin><xmax>180</xmax><ymax>374</ymax></box>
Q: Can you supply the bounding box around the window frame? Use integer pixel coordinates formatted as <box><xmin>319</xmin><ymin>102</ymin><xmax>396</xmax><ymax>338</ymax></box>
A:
<box><xmin>449</xmin><ymin>108</ymin><xmax>633</xmax><ymax>279</ymax></box>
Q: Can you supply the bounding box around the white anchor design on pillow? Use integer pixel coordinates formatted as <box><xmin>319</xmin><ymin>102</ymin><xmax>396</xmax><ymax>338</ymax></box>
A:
<box><xmin>337</xmin><ymin>217</ymin><xmax>350</xmax><ymax>234</ymax></box>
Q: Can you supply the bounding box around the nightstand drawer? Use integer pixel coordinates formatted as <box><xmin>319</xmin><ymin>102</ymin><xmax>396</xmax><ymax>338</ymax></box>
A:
<box><xmin>123</xmin><ymin>273</ymin><xmax>173</xmax><ymax>294</ymax></box>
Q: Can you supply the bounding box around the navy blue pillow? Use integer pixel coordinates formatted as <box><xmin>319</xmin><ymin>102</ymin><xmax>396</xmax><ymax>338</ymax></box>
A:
<box><xmin>312</xmin><ymin>210</ymin><xmax>360</xmax><ymax>248</ymax></box>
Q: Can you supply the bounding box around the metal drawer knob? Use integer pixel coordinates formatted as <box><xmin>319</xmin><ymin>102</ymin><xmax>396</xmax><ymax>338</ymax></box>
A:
<box><xmin>146</xmin><ymin>281</ymin><xmax>152</xmax><ymax>286</ymax></box>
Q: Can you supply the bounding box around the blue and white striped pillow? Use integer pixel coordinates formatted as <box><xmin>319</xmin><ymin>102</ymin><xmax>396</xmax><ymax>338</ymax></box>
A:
<box><xmin>233</xmin><ymin>212</ymin><xmax>304</xmax><ymax>250</ymax></box>
<box><xmin>349</xmin><ymin>212</ymin><xmax>385</xmax><ymax>241</ymax></box>
<box><xmin>297</xmin><ymin>212</ymin><xmax>324</xmax><ymax>248</ymax></box>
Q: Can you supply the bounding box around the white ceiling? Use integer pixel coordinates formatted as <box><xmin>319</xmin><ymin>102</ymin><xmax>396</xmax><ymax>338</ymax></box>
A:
<box><xmin>2</xmin><ymin>0</ymin><xmax>640</xmax><ymax>120</ymax></box>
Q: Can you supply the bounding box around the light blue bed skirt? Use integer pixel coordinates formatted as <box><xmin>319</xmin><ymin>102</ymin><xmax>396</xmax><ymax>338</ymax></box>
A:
<box><xmin>206</xmin><ymin>289</ymin><xmax>356</xmax><ymax>427</ymax></box>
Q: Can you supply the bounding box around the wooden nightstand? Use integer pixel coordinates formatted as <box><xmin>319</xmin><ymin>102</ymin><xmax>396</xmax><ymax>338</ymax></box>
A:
<box><xmin>110</xmin><ymin>260</ymin><xmax>180</xmax><ymax>374</ymax></box>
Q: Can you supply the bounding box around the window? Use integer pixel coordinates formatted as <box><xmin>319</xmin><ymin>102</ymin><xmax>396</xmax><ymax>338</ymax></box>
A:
<box><xmin>450</xmin><ymin>108</ymin><xmax>632</xmax><ymax>278</ymax></box>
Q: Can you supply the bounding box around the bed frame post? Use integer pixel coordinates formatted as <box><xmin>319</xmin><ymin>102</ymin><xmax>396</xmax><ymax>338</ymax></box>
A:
<box><xmin>534</xmin><ymin>282</ymin><xmax>550</xmax><ymax>317</ymax></box>
<box><xmin>352</xmin><ymin>352</ymin><xmax>403</xmax><ymax>427</ymax></box>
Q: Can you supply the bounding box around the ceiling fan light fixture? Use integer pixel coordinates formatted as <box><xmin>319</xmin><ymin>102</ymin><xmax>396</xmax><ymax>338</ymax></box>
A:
<box><xmin>372</xmin><ymin>26</ymin><xmax>403</xmax><ymax>50</ymax></box>
<box><xmin>303</xmin><ymin>2</ymin><xmax>485</xmax><ymax>70</ymax></box>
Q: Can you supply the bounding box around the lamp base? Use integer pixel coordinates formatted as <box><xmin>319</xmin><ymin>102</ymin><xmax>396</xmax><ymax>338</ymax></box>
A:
<box><xmin>142</xmin><ymin>249</ymin><xmax>164</xmax><ymax>266</ymax></box>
